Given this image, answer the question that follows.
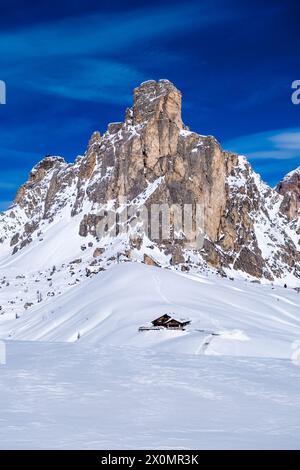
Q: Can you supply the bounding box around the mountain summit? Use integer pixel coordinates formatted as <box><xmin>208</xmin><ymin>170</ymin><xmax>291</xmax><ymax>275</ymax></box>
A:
<box><xmin>0</xmin><ymin>80</ymin><xmax>299</xmax><ymax>313</ymax></box>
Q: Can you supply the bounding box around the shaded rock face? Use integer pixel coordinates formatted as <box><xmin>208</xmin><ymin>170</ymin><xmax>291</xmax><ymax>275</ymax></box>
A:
<box><xmin>279</xmin><ymin>192</ymin><xmax>299</xmax><ymax>221</ymax></box>
<box><xmin>1</xmin><ymin>79</ymin><xmax>299</xmax><ymax>282</ymax></box>
<box><xmin>14</xmin><ymin>156</ymin><xmax>71</xmax><ymax>219</ymax></box>
<box><xmin>276</xmin><ymin>168</ymin><xmax>300</xmax><ymax>220</ymax></box>
<box><xmin>277</xmin><ymin>168</ymin><xmax>300</xmax><ymax>200</ymax></box>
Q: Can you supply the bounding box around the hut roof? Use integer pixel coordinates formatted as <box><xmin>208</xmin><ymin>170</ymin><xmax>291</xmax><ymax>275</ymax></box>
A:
<box><xmin>166</xmin><ymin>317</ymin><xmax>191</xmax><ymax>325</ymax></box>
<box><xmin>152</xmin><ymin>314</ymin><xmax>191</xmax><ymax>325</ymax></box>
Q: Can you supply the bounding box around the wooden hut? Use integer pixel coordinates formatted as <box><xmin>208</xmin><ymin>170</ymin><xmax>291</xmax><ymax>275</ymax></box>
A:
<box><xmin>139</xmin><ymin>314</ymin><xmax>191</xmax><ymax>332</ymax></box>
<box><xmin>151</xmin><ymin>314</ymin><xmax>191</xmax><ymax>330</ymax></box>
<box><xmin>164</xmin><ymin>317</ymin><xmax>191</xmax><ymax>330</ymax></box>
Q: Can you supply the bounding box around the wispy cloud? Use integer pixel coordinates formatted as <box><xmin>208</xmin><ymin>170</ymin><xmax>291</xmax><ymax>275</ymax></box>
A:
<box><xmin>0</xmin><ymin>4</ymin><xmax>226</xmax><ymax>59</ymax></box>
<box><xmin>271</xmin><ymin>131</ymin><xmax>300</xmax><ymax>150</ymax></box>
<box><xmin>223</xmin><ymin>127</ymin><xmax>300</xmax><ymax>185</ymax></box>
<box><xmin>0</xmin><ymin>2</ymin><xmax>236</xmax><ymax>104</ymax></box>
<box><xmin>24</xmin><ymin>59</ymin><xmax>145</xmax><ymax>104</ymax></box>
<box><xmin>224</xmin><ymin>127</ymin><xmax>300</xmax><ymax>161</ymax></box>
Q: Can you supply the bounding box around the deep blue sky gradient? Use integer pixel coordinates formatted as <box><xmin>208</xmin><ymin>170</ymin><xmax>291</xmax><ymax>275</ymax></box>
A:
<box><xmin>0</xmin><ymin>0</ymin><xmax>299</xmax><ymax>210</ymax></box>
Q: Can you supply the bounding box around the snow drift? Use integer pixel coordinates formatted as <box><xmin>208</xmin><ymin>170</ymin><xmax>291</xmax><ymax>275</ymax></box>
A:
<box><xmin>2</xmin><ymin>263</ymin><xmax>300</xmax><ymax>362</ymax></box>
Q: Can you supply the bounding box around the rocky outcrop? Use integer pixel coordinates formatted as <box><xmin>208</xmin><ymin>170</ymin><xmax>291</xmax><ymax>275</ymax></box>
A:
<box><xmin>276</xmin><ymin>167</ymin><xmax>300</xmax><ymax>220</ymax></box>
<box><xmin>143</xmin><ymin>254</ymin><xmax>159</xmax><ymax>267</ymax></box>
<box><xmin>276</xmin><ymin>167</ymin><xmax>300</xmax><ymax>200</ymax></box>
<box><xmin>93</xmin><ymin>248</ymin><xmax>105</xmax><ymax>258</ymax></box>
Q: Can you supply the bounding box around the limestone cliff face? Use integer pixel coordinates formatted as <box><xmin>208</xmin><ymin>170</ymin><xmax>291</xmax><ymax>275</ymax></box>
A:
<box><xmin>0</xmin><ymin>79</ymin><xmax>299</xmax><ymax>282</ymax></box>
<box><xmin>77</xmin><ymin>80</ymin><xmax>228</xmax><ymax>247</ymax></box>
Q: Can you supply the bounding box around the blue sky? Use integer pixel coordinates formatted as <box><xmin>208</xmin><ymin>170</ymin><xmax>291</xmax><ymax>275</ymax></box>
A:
<box><xmin>0</xmin><ymin>0</ymin><xmax>299</xmax><ymax>210</ymax></box>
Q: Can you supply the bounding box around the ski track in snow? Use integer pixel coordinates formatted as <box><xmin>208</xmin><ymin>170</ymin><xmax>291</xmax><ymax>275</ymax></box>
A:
<box><xmin>152</xmin><ymin>272</ymin><xmax>172</xmax><ymax>305</ymax></box>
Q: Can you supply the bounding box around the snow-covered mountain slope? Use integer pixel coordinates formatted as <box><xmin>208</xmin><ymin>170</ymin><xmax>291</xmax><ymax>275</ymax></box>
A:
<box><xmin>1</xmin><ymin>263</ymin><xmax>300</xmax><ymax>450</ymax></box>
<box><xmin>1</xmin><ymin>263</ymin><xmax>300</xmax><ymax>362</ymax></box>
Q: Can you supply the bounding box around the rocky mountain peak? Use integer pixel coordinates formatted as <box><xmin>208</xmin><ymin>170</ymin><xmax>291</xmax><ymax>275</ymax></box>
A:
<box><xmin>277</xmin><ymin>166</ymin><xmax>300</xmax><ymax>200</ymax></box>
<box><xmin>87</xmin><ymin>131</ymin><xmax>101</xmax><ymax>149</ymax></box>
<box><xmin>276</xmin><ymin>166</ymin><xmax>300</xmax><ymax>220</ymax></box>
<box><xmin>29</xmin><ymin>156</ymin><xmax>66</xmax><ymax>179</ymax></box>
<box><xmin>14</xmin><ymin>156</ymin><xmax>66</xmax><ymax>207</ymax></box>
<box><xmin>132</xmin><ymin>79</ymin><xmax>183</xmax><ymax>129</ymax></box>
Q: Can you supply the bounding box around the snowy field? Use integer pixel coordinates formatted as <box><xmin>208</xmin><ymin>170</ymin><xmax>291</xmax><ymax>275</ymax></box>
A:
<box><xmin>1</xmin><ymin>263</ymin><xmax>300</xmax><ymax>449</ymax></box>
<box><xmin>1</xmin><ymin>341</ymin><xmax>300</xmax><ymax>449</ymax></box>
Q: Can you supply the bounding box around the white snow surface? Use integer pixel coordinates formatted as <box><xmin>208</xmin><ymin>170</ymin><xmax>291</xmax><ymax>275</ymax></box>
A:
<box><xmin>1</xmin><ymin>263</ymin><xmax>300</xmax><ymax>449</ymax></box>
<box><xmin>1</xmin><ymin>340</ymin><xmax>300</xmax><ymax>450</ymax></box>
